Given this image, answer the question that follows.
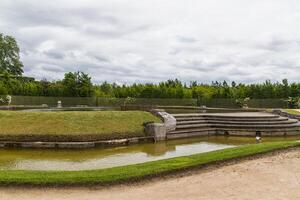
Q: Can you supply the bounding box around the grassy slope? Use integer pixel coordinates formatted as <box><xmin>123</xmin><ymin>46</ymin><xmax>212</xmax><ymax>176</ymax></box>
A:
<box><xmin>0</xmin><ymin>111</ymin><xmax>161</xmax><ymax>142</ymax></box>
<box><xmin>0</xmin><ymin>141</ymin><xmax>298</xmax><ymax>186</ymax></box>
<box><xmin>284</xmin><ymin>109</ymin><xmax>300</xmax><ymax>115</ymax></box>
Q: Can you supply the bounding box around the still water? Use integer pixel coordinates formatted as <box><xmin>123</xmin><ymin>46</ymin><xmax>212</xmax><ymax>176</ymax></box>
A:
<box><xmin>0</xmin><ymin>136</ymin><xmax>299</xmax><ymax>171</ymax></box>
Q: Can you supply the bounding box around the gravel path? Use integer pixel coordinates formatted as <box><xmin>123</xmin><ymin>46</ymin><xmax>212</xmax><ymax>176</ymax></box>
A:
<box><xmin>1</xmin><ymin>149</ymin><xmax>300</xmax><ymax>200</ymax></box>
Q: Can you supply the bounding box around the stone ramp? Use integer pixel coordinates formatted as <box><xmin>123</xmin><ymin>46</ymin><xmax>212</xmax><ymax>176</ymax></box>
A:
<box><xmin>168</xmin><ymin>112</ymin><xmax>300</xmax><ymax>139</ymax></box>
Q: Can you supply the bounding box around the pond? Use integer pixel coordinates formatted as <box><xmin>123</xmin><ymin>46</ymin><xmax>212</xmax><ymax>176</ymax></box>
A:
<box><xmin>0</xmin><ymin>135</ymin><xmax>299</xmax><ymax>171</ymax></box>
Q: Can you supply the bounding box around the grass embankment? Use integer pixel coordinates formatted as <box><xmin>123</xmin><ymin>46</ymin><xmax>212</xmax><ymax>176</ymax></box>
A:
<box><xmin>284</xmin><ymin>109</ymin><xmax>300</xmax><ymax>115</ymax></box>
<box><xmin>0</xmin><ymin>141</ymin><xmax>299</xmax><ymax>186</ymax></box>
<box><xmin>0</xmin><ymin>111</ymin><xmax>161</xmax><ymax>142</ymax></box>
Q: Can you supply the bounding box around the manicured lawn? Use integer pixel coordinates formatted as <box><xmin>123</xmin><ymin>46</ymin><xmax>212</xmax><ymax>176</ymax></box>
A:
<box><xmin>0</xmin><ymin>111</ymin><xmax>161</xmax><ymax>142</ymax></box>
<box><xmin>284</xmin><ymin>109</ymin><xmax>300</xmax><ymax>116</ymax></box>
<box><xmin>0</xmin><ymin>141</ymin><xmax>298</xmax><ymax>186</ymax></box>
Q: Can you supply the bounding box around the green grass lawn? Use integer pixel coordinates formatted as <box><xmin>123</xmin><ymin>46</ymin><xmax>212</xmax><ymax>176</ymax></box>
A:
<box><xmin>0</xmin><ymin>111</ymin><xmax>161</xmax><ymax>142</ymax></box>
<box><xmin>284</xmin><ymin>109</ymin><xmax>300</xmax><ymax>115</ymax></box>
<box><xmin>0</xmin><ymin>141</ymin><xmax>298</xmax><ymax>186</ymax></box>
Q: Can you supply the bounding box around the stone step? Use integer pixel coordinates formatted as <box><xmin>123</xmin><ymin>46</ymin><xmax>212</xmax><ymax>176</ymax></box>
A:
<box><xmin>176</xmin><ymin>124</ymin><xmax>212</xmax><ymax>129</ymax></box>
<box><xmin>168</xmin><ymin>126</ymin><xmax>300</xmax><ymax>135</ymax></box>
<box><xmin>167</xmin><ymin>130</ymin><xmax>216</xmax><ymax>139</ymax></box>
<box><xmin>177</xmin><ymin>120</ymin><xmax>207</xmax><ymax>124</ymax></box>
<box><xmin>175</xmin><ymin>116</ymin><xmax>289</xmax><ymax>122</ymax></box>
<box><xmin>168</xmin><ymin>112</ymin><xmax>300</xmax><ymax>138</ymax></box>
<box><xmin>176</xmin><ymin>119</ymin><xmax>298</xmax><ymax>125</ymax></box>
<box><xmin>167</xmin><ymin>128</ymin><xmax>300</xmax><ymax>139</ymax></box>
<box><xmin>172</xmin><ymin>112</ymin><xmax>279</xmax><ymax>118</ymax></box>
<box><xmin>168</xmin><ymin>128</ymin><xmax>216</xmax><ymax>134</ymax></box>
<box><xmin>175</xmin><ymin>122</ymin><xmax>300</xmax><ymax>130</ymax></box>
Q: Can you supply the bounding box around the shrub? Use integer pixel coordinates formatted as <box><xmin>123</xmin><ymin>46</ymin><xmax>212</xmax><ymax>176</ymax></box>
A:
<box><xmin>0</xmin><ymin>95</ymin><xmax>11</xmax><ymax>105</ymax></box>
<box><xmin>235</xmin><ymin>97</ymin><xmax>250</xmax><ymax>108</ymax></box>
<box><xmin>285</xmin><ymin>97</ymin><xmax>300</xmax><ymax>108</ymax></box>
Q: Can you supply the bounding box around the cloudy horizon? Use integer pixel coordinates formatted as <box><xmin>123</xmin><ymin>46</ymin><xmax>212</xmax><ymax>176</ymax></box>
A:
<box><xmin>1</xmin><ymin>0</ymin><xmax>300</xmax><ymax>84</ymax></box>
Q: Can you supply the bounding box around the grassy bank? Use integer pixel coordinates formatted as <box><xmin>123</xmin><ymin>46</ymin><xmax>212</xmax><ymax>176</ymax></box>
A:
<box><xmin>0</xmin><ymin>111</ymin><xmax>161</xmax><ymax>142</ymax></box>
<box><xmin>0</xmin><ymin>141</ymin><xmax>298</xmax><ymax>186</ymax></box>
<box><xmin>284</xmin><ymin>109</ymin><xmax>300</xmax><ymax>115</ymax></box>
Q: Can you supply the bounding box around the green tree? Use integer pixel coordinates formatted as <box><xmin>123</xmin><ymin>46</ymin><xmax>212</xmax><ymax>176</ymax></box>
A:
<box><xmin>62</xmin><ymin>72</ymin><xmax>78</xmax><ymax>96</ymax></box>
<box><xmin>62</xmin><ymin>71</ymin><xmax>93</xmax><ymax>97</ymax></box>
<box><xmin>78</xmin><ymin>72</ymin><xmax>93</xmax><ymax>96</ymax></box>
<box><xmin>0</xmin><ymin>33</ymin><xmax>24</xmax><ymax>75</ymax></box>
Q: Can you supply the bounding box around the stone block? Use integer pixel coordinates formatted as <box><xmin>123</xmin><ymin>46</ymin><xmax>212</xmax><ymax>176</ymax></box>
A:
<box><xmin>145</xmin><ymin>123</ymin><xmax>167</xmax><ymax>141</ymax></box>
<box><xmin>150</xmin><ymin>109</ymin><xmax>177</xmax><ymax>132</ymax></box>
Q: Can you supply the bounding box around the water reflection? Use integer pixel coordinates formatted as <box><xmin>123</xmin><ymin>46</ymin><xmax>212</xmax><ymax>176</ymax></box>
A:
<box><xmin>0</xmin><ymin>135</ymin><xmax>299</xmax><ymax>171</ymax></box>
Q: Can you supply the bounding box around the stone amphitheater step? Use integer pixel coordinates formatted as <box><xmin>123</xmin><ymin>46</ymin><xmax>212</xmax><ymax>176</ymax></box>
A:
<box><xmin>168</xmin><ymin>125</ymin><xmax>300</xmax><ymax>134</ymax></box>
<box><xmin>167</xmin><ymin>112</ymin><xmax>300</xmax><ymax>138</ymax></box>
<box><xmin>176</xmin><ymin>119</ymin><xmax>297</xmax><ymax>125</ymax></box>
<box><xmin>175</xmin><ymin>122</ymin><xmax>300</xmax><ymax>129</ymax></box>
<box><xmin>167</xmin><ymin>128</ymin><xmax>300</xmax><ymax>139</ymax></box>
<box><xmin>172</xmin><ymin>112</ymin><xmax>279</xmax><ymax>118</ymax></box>
<box><xmin>169</xmin><ymin>128</ymin><xmax>216</xmax><ymax>134</ymax></box>
<box><xmin>175</xmin><ymin>117</ymin><xmax>290</xmax><ymax>122</ymax></box>
<box><xmin>167</xmin><ymin>128</ymin><xmax>217</xmax><ymax>139</ymax></box>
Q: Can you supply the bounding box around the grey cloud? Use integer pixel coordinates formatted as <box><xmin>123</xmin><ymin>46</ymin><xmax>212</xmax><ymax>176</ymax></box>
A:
<box><xmin>44</xmin><ymin>50</ymin><xmax>65</xmax><ymax>59</ymax></box>
<box><xmin>93</xmin><ymin>55</ymin><xmax>110</xmax><ymax>63</ymax></box>
<box><xmin>40</xmin><ymin>65</ymin><xmax>66</xmax><ymax>73</ymax></box>
<box><xmin>177</xmin><ymin>36</ymin><xmax>197</xmax><ymax>43</ymax></box>
<box><xmin>173</xmin><ymin>59</ymin><xmax>231</xmax><ymax>72</ymax></box>
<box><xmin>257</xmin><ymin>37</ymin><xmax>299</xmax><ymax>52</ymax></box>
<box><xmin>1</xmin><ymin>0</ymin><xmax>300</xmax><ymax>84</ymax></box>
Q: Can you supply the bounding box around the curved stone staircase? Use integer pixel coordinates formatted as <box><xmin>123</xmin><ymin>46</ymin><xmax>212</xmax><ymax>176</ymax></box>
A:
<box><xmin>168</xmin><ymin>112</ymin><xmax>300</xmax><ymax>139</ymax></box>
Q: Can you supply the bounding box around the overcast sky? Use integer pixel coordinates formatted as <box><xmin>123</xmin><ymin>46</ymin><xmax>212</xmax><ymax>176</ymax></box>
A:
<box><xmin>1</xmin><ymin>0</ymin><xmax>300</xmax><ymax>84</ymax></box>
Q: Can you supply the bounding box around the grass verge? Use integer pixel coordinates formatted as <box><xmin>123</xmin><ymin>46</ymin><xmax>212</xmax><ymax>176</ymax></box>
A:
<box><xmin>284</xmin><ymin>109</ymin><xmax>300</xmax><ymax>116</ymax></box>
<box><xmin>0</xmin><ymin>111</ymin><xmax>161</xmax><ymax>142</ymax></box>
<box><xmin>0</xmin><ymin>141</ymin><xmax>299</xmax><ymax>186</ymax></box>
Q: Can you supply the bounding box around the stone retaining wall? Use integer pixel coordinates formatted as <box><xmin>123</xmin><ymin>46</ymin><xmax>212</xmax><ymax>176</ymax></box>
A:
<box><xmin>0</xmin><ymin>137</ymin><xmax>153</xmax><ymax>149</ymax></box>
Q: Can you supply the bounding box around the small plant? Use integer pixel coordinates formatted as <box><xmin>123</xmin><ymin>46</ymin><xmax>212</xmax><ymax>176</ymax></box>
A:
<box><xmin>235</xmin><ymin>97</ymin><xmax>250</xmax><ymax>108</ymax></box>
<box><xmin>5</xmin><ymin>95</ymin><xmax>11</xmax><ymax>105</ymax></box>
<box><xmin>123</xmin><ymin>97</ymin><xmax>136</xmax><ymax>106</ymax></box>
<box><xmin>285</xmin><ymin>97</ymin><xmax>300</xmax><ymax>108</ymax></box>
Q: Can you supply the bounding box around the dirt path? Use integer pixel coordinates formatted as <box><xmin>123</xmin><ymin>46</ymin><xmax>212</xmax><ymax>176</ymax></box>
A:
<box><xmin>1</xmin><ymin>149</ymin><xmax>300</xmax><ymax>200</ymax></box>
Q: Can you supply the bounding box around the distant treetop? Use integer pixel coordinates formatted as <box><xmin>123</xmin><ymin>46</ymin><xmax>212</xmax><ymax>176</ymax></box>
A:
<box><xmin>0</xmin><ymin>33</ymin><xmax>24</xmax><ymax>76</ymax></box>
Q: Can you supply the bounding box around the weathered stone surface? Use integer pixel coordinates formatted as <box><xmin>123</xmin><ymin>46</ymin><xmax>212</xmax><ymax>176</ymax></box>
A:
<box><xmin>144</xmin><ymin>109</ymin><xmax>177</xmax><ymax>141</ymax></box>
<box><xmin>150</xmin><ymin>109</ymin><xmax>177</xmax><ymax>132</ymax></box>
<box><xmin>21</xmin><ymin>142</ymin><xmax>56</xmax><ymax>148</ymax></box>
<box><xmin>0</xmin><ymin>136</ymin><xmax>155</xmax><ymax>149</ymax></box>
<box><xmin>157</xmin><ymin>111</ymin><xmax>177</xmax><ymax>132</ymax></box>
<box><xmin>128</xmin><ymin>138</ymin><xmax>139</xmax><ymax>144</ymax></box>
<box><xmin>145</xmin><ymin>123</ymin><xmax>167</xmax><ymax>141</ymax></box>
<box><xmin>57</xmin><ymin>142</ymin><xmax>95</xmax><ymax>149</ymax></box>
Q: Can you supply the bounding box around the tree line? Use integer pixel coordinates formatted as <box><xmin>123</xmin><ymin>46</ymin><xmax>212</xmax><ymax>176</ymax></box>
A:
<box><xmin>0</xmin><ymin>74</ymin><xmax>299</xmax><ymax>99</ymax></box>
<box><xmin>0</xmin><ymin>33</ymin><xmax>300</xmax><ymax>99</ymax></box>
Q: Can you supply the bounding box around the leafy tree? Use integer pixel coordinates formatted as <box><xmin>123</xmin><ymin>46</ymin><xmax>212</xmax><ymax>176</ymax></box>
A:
<box><xmin>78</xmin><ymin>72</ymin><xmax>93</xmax><ymax>96</ymax></box>
<box><xmin>62</xmin><ymin>71</ymin><xmax>93</xmax><ymax>97</ymax></box>
<box><xmin>62</xmin><ymin>72</ymin><xmax>78</xmax><ymax>96</ymax></box>
<box><xmin>0</xmin><ymin>33</ymin><xmax>24</xmax><ymax>75</ymax></box>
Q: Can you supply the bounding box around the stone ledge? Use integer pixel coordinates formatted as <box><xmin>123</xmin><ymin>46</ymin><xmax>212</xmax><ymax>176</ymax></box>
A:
<box><xmin>0</xmin><ymin>137</ymin><xmax>154</xmax><ymax>149</ymax></box>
